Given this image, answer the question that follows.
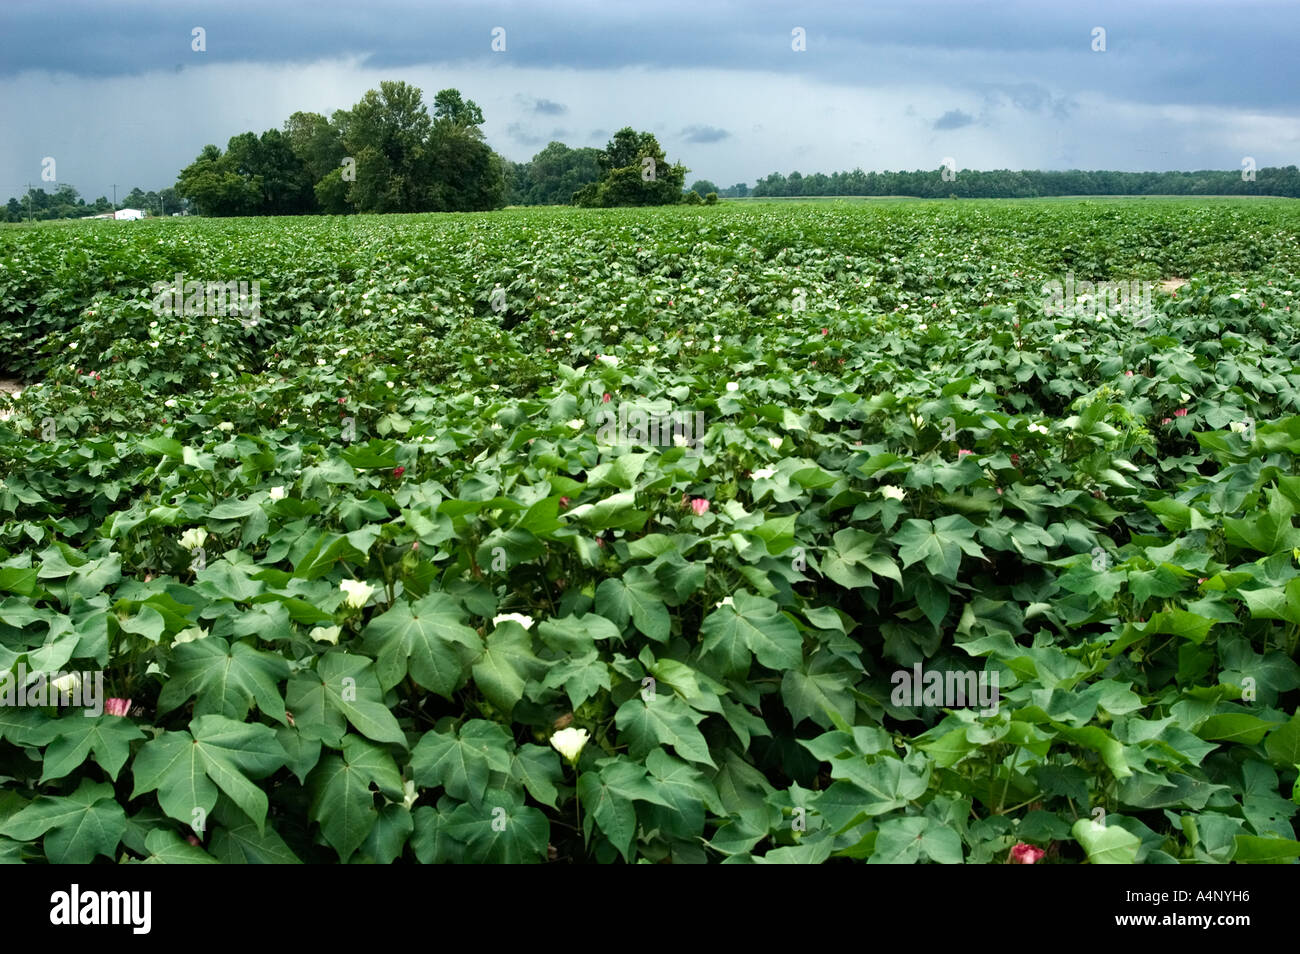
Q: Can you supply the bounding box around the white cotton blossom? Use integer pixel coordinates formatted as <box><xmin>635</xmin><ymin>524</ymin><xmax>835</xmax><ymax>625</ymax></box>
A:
<box><xmin>725</xmin><ymin>382</ymin><xmax>739</xmax><ymax>392</ymax></box>
<box><xmin>550</xmin><ymin>726</ymin><xmax>590</xmax><ymax>764</ymax></box>
<box><xmin>879</xmin><ymin>485</ymin><xmax>906</xmax><ymax>501</ymax></box>
<box><xmin>339</xmin><ymin>579</ymin><xmax>375</xmax><ymax>609</ymax></box>
<box><xmin>179</xmin><ymin>528</ymin><xmax>207</xmax><ymax>551</ymax></box>
<box><xmin>768</xmin><ymin>436</ymin><xmax>782</xmax><ymax>450</ymax></box>
<box><xmin>751</xmin><ymin>467</ymin><xmax>777</xmax><ymax>480</ymax></box>
<box><xmin>493</xmin><ymin>613</ymin><xmax>535</xmax><ymax>630</ymax></box>
<box><xmin>269</xmin><ymin>486</ymin><xmax>287</xmax><ymax>500</ymax></box>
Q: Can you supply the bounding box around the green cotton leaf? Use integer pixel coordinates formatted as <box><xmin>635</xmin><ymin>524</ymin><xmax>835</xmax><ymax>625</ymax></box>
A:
<box><xmin>699</xmin><ymin>590</ymin><xmax>802</xmax><ymax>673</ymax></box>
<box><xmin>37</xmin><ymin>714</ymin><xmax>146</xmax><ymax>782</ymax></box>
<box><xmin>578</xmin><ymin>757</ymin><xmax>673</xmax><ymax>861</ymax></box>
<box><xmin>1196</xmin><ymin>713</ymin><xmax>1276</xmax><ymax>745</ymax></box>
<box><xmin>362</xmin><ymin>590</ymin><xmax>482</xmax><ymax>695</ymax></box>
<box><xmin>643</xmin><ymin>747</ymin><xmax>725</xmax><ymax>839</ymax></box>
<box><xmin>596</xmin><ymin>568</ymin><xmax>670</xmax><ymax>642</ymax></box>
<box><xmin>1231</xmin><ymin>834</ymin><xmax>1300</xmax><ymax>863</ymax></box>
<box><xmin>209</xmin><ymin>816</ymin><xmax>304</xmax><ymax>864</ymax></box>
<box><xmin>0</xmin><ymin>567</ymin><xmax>37</xmax><ymax>596</ymax></box>
<box><xmin>444</xmin><ymin>789</ymin><xmax>549</xmax><ymax>864</ymax></box>
<box><xmin>537</xmin><ymin>649</ymin><xmax>610</xmax><ymax>709</ymax></box>
<box><xmin>1053</xmin><ymin>724</ymin><xmax>1133</xmax><ymax>779</ymax></box>
<box><xmin>537</xmin><ymin>612</ymin><xmax>622</xmax><ymax>653</ymax></box>
<box><xmin>410</xmin><ymin>720</ymin><xmax>512</xmax><ymax>807</ymax></box>
<box><xmin>155</xmin><ymin>636</ymin><xmax>289</xmax><ymax>724</ymax></box>
<box><xmin>760</xmin><ymin>834</ymin><xmax>838</xmax><ymax>865</ymax></box>
<box><xmin>821</xmin><ymin>528</ymin><xmax>885</xmax><ymax>589</ymax></box>
<box><xmin>285</xmin><ymin>652</ymin><xmax>406</xmax><ymax>747</ymax></box>
<box><xmin>615</xmin><ymin>694</ymin><xmax>716</xmax><ymax>767</ymax></box>
<box><xmin>892</xmin><ymin>514</ymin><xmax>984</xmax><ymax>582</ymax></box>
<box><xmin>472</xmin><ymin>623</ymin><xmax>545</xmax><ymax>717</ymax></box>
<box><xmin>307</xmin><ymin>733</ymin><xmax>403</xmax><ymax>861</ymax></box>
<box><xmin>562</xmin><ymin>490</ymin><xmax>648</xmax><ymax>531</ymax></box>
<box><xmin>307</xmin><ymin>758</ymin><xmax>375</xmax><ymax>861</ymax></box>
<box><xmin>829</xmin><ymin>753</ymin><xmax>930</xmax><ymax>814</ymax></box>
<box><xmin>130</xmin><ymin>715</ymin><xmax>287</xmax><ymax>834</ymax></box>
<box><xmin>780</xmin><ymin>656</ymin><xmax>856</xmax><ymax>729</ymax></box>
<box><xmin>1223</xmin><ymin>486</ymin><xmax>1300</xmax><ymax>554</ymax></box>
<box><xmin>1072</xmin><ymin>818</ymin><xmax>1141</xmax><ymax>864</ymax></box>
<box><xmin>356</xmin><ymin>802</ymin><xmax>415</xmax><ymax>865</ymax></box>
<box><xmin>507</xmin><ymin>744</ymin><xmax>563</xmax><ymax>810</ymax></box>
<box><xmin>140</xmin><ymin>828</ymin><xmax>219</xmax><ymax>864</ymax></box>
<box><xmin>1263</xmin><ymin>714</ymin><xmax>1300</xmax><ymax>767</ymax></box>
<box><xmin>1240</xmin><ymin>579</ymin><xmax>1300</xmax><ymax>626</ymax></box>
<box><xmin>869</xmin><ymin>816</ymin><xmax>964</xmax><ymax>864</ymax></box>
<box><xmin>0</xmin><ymin>778</ymin><xmax>126</xmax><ymax>864</ymax></box>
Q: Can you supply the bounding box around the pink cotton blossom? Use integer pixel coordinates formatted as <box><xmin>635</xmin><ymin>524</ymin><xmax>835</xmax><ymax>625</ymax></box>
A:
<box><xmin>690</xmin><ymin>498</ymin><xmax>710</xmax><ymax>516</ymax></box>
<box><xmin>1009</xmin><ymin>843</ymin><xmax>1045</xmax><ymax>864</ymax></box>
<box><xmin>104</xmin><ymin>698</ymin><xmax>132</xmax><ymax>718</ymax></box>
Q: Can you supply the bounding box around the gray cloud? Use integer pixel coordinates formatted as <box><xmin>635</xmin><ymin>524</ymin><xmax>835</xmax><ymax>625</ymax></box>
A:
<box><xmin>933</xmin><ymin>110</ymin><xmax>976</xmax><ymax>130</ymax></box>
<box><xmin>681</xmin><ymin>125</ymin><xmax>730</xmax><ymax>144</ymax></box>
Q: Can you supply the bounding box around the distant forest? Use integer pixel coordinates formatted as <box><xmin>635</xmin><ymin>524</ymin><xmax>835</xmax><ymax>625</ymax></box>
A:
<box><xmin>748</xmin><ymin>166</ymin><xmax>1300</xmax><ymax>199</ymax></box>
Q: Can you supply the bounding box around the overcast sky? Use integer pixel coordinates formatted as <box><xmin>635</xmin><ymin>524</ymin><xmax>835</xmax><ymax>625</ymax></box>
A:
<box><xmin>2</xmin><ymin>0</ymin><xmax>1298</xmax><ymax>202</ymax></box>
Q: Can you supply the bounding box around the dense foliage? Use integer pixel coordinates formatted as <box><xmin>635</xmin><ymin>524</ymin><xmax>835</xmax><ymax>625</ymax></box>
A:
<box><xmin>0</xmin><ymin>198</ymin><xmax>1298</xmax><ymax>864</ymax></box>
<box><xmin>176</xmin><ymin>83</ymin><xmax>508</xmax><ymax>217</ymax></box>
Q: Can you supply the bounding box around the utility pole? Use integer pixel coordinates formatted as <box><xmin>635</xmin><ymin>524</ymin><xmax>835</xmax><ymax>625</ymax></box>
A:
<box><xmin>111</xmin><ymin>184</ymin><xmax>117</xmax><ymax>210</ymax></box>
<box><xmin>25</xmin><ymin>182</ymin><xmax>31</xmax><ymax>223</ymax></box>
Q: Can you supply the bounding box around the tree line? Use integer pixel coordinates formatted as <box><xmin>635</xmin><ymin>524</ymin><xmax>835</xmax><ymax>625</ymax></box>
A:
<box><xmin>1</xmin><ymin>185</ymin><xmax>185</xmax><ymax>222</ymax></box>
<box><xmin>750</xmin><ymin>166</ymin><xmax>1300</xmax><ymax>198</ymax></box>
<box><xmin>171</xmin><ymin>81</ymin><xmax>697</xmax><ymax>216</ymax></box>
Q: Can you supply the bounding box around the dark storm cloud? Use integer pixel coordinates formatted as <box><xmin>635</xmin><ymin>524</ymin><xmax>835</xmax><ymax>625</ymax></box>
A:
<box><xmin>933</xmin><ymin>110</ymin><xmax>976</xmax><ymax>130</ymax></box>
<box><xmin>681</xmin><ymin>125</ymin><xmax>730</xmax><ymax>144</ymax></box>
<box><xmin>515</xmin><ymin>95</ymin><xmax>567</xmax><ymax>115</ymax></box>
<box><xmin>2</xmin><ymin>0</ymin><xmax>1298</xmax><ymax>111</ymax></box>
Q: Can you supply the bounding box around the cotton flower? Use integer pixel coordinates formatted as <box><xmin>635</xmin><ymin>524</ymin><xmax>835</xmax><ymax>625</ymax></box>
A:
<box><xmin>1174</xmin><ymin>408</ymin><xmax>1187</xmax><ymax>417</ymax></box>
<box><xmin>1009</xmin><ymin>843</ymin><xmax>1045</xmax><ymax>864</ymax></box>
<box><xmin>104</xmin><ymin>698</ymin><xmax>132</xmax><ymax>717</ymax></box>
<box><xmin>339</xmin><ymin>579</ymin><xmax>375</xmax><ymax>609</ymax></box>
<box><xmin>1229</xmin><ymin>421</ymin><xmax>1247</xmax><ymax>434</ymax></box>
<box><xmin>713</xmin><ymin>334</ymin><xmax>721</xmax><ymax>342</ymax></box>
<box><xmin>566</xmin><ymin>418</ymin><xmax>584</xmax><ymax>430</ymax></box>
<box><xmin>768</xmin><ymin>436</ymin><xmax>782</xmax><ymax>450</ymax></box>
<box><xmin>751</xmin><ymin>467</ymin><xmax>777</xmax><ymax>480</ymax></box>
<box><xmin>879</xmin><ymin>485</ymin><xmax>906</xmax><ymax>501</ymax></box>
<box><xmin>179</xmin><ymin>527</ymin><xmax>207</xmax><ymax>551</ymax></box>
<box><xmin>268</xmin><ymin>485</ymin><xmax>287</xmax><ymax>501</ymax></box>
<box><xmin>550</xmin><ymin>726</ymin><xmax>590</xmax><ymax>764</ymax></box>
<box><xmin>50</xmin><ymin>672</ymin><xmax>81</xmax><ymax>697</ymax></box>
<box><xmin>716</xmin><ymin>596</ymin><xmax>735</xmax><ymax>609</ymax></box>
<box><xmin>597</xmin><ymin>355</ymin><xmax>619</xmax><ymax>367</ymax></box>
<box><xmin>493</xmin><ymin>613</ymin><xmax>535</xmax><ymax>630</ymax></box>
<box><xmin>690</xmin><ymin>498</ymin><xmax>710</xmax><ymax>515</ymax></box>
<box><xmin>1028</xmin><ymin>422</ymin><xmax>1049</xmax><ymax>435</ymax></box>
<box><xmin>672</xmin><ymin>433</ymin><xmax>691</xmax><ymax>447</ymax></box>
<box><xmin>725</xmin><ymin>382</ymin><xmax>739</xmax><ymax>392</ymax></box>
<box><xmin>564</xmin><ymin>331</ymin><xmax>574</xmax><ymax>339</ymax></box>
<box><xmin>164</xmin><ymin>399</ymin><xmax>177</xmax><ymax>408</ymax></box>
<box><xmin>309</xmin><ymin>625</ymin><xmax>341</xmax><ymax>644</ymax></box>
<box><xmin>217</xmin><ymin>421</ymin><xmax>234</xmax><ymax>432</ymax></box>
